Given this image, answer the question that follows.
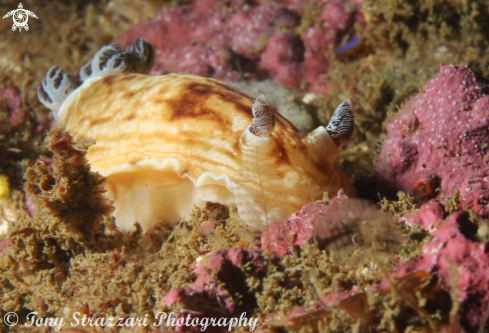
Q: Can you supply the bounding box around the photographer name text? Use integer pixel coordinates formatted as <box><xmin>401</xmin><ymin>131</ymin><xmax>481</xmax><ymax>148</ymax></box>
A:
<box><xmin>19</xmin><ymin>311</ymin><xmax>259</xmax><ymax>331</ymax></box>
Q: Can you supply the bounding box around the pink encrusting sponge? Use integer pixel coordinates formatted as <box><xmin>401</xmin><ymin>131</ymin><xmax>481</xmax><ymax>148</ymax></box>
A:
<box><xmin>376</xmin><ymin>64</ymin><xmax>489</xmax><ymax>216</ymax></box>
<box><xmin>116</xmin><ymin>0</ymin><xmax>364</xmax><ymax>94</ymax></box>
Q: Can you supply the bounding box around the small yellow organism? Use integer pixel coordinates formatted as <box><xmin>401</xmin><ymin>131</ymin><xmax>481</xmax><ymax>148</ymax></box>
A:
<box><xmin>0</xmin><ymin>175</ymin><xmax>9</xmax><ymax>200</ymax></box>
<box><xmin>38</xmin><ymin>38</ymin><xmax>356</xmax><ymax>231</ymax></box>
<box><xmin>0</xmin><ymin>175</ymin><xmax>12</xmax><ymax>235</ymax></box>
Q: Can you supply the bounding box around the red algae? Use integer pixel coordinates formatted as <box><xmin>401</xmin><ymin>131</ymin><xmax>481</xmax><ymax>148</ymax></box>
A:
<box><xmin>161</xmin><ymin>248</ymin><xmax>267</xmax><ymax>331</ymax></box>
<box><xmin>403</xmin><ymin>199</ymin><xmax>445</xmax><ymax>230</ymax></box>
<box><xmin>260</xmin><ymin>196</ymin><xmax>351</xmax><ymax>257</ymax></box>
<box><xmin>1</xmin><ymin>88</ymin><xmax>23</xmax><ymax>125</ymax></box>
<box><xmin>261</xmin><ymin>195</ymin><xmax>404</xmax><ymax>260</ymax></box>
<box><xmin>376</xmin><ymin>64</ymin><xmax>489</xmax><ymax>217</ymax></box>
<box><xmin>394</xmin><ymin>209</ymin><xmax>489</xmax><ymax>332</ymax></box>
<box><xmin>259</xmin><ymin>193</ymin><xmax>489</xmax><ymax>331</ymax></box>
<box><xmin>116</xmin><ymin>0</ymin><xmax>363</xmax><ymax>93</ymax></box>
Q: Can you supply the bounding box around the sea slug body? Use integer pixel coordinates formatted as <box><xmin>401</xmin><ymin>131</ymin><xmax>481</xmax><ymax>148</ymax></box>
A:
<box><xmin>37</xmin><ymin>38</ymin><xmax>356</xmax><ymax>231</ymax></box>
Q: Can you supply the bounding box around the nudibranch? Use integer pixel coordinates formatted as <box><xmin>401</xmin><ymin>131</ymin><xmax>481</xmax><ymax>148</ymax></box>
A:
<box><xmin>37</xmin><ymin>38</ymin><xmax>356</xmax><ymax>231</ymax></box>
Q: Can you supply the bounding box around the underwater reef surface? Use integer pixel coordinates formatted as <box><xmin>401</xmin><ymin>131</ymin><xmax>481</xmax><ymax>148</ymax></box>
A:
<box><xmin>116</xmin><ymin>0</ymin><xmax>364</xmax><ymax>94</ymax></box>
<box><xmin>376</xmin><ymin>64</ymin><xmax>489</xmax><ymax>217</ymax></box>
<box><xmin>1</xmin><ymin>0</ymin><xmax>489</xmax><ymax>332</ymax></box>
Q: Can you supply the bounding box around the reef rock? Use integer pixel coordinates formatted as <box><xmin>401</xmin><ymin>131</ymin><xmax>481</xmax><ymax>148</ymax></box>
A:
<box><xmin>396</xmin><ymin>209</ymin><xmax>489</xmax><ymax>331</ymax></box>
<box><xmin>116</xmin><ymin>0</ymin><xmax>362</xmax><ymax>93</ymax></box>
<box><xmin>402</xmin><ymin>198</ymin><xmax>446</xmax><ymax>230</ymax></box>
<box><xmin>261</xmin><ymin>195</ymin><xmax>403</xmax><ymax>258</ymax></box>
<box><xmin>260</xmin><ymin>195</ymin><xmax>348</xmax><ymax>256</ymax></box>
<box><xmin>161</xmin><ymin>248</ymin><xmax>266</xmax><ymax>331</ymax></box>
<box><xmin>376</xmin><ymin>64</ymin><xmax>489</xmax><ymax>216</ymax></box>
<box><xmin>1</xmin><ymin>88</ymin><xmax>23</xmax><ymax>124</ymax></box>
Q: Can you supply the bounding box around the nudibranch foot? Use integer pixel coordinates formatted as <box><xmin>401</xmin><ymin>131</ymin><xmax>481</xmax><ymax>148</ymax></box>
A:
<box><xmin>37</xmin><ymin>38</ymin><xmax>357</xmax><ymax>232</ymax></box>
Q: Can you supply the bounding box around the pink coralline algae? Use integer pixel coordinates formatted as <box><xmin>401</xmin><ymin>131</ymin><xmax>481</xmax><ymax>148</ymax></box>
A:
<box><xmin>402</xmin><ymin>198</ymin><xmax>446</xmax><ymax>230</ymax></box>
<box><xmin>161</xmin><ymin>248</ymin><xmax>266</xmax><ymax>331</ymax></box>
<box><xmin>376</xmin><ymin>64</ymin><xmax>489</xmax><ymax>217</ymax></box>
<box><xmin>0</xmin><ymin>239</ymin><xmax>12</xmax><ymax>255</ymax></box>
<box><xmin>116</xmin><ymin>0</ymin><xmax>363</xmax><ymax>93</ymax></box>
<box><xmin>395</xmin><ymin>204</ymin><xmax>489</xmax><ymax>331</ymax></box>
<box><xmin>1</xmin><ymin>86</ymin><xmax>41</xmax><ymax>135</ymax></box>
<box><xmin>1</xmin><ymin>87</ymin><xmax>25</xmax><ymax>126</ymax></box>
<box><xmin>304</xmin><ymin>196</ymin><xmax>488</xmax><ymax>331</ymax></box>
<box><xmin>260</xmin><ymin>195</ymin><xmax>349</xmax><ymax>257</ymax></box>
<box><xmin>262</xmin><ymin>194</ymin><xmax>489</xmax><ymax>331</ymax></box>
<box><xmin>260</xmin><ymin>195</ymin><xmax>395</xmax><ymax>257</ymax></box>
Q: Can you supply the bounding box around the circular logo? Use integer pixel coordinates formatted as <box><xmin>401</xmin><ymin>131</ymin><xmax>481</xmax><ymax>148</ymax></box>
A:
<box><xmin>13</xmin><ymin>9</ymin><xmax>27</xmax><ymax>27</ymax></box>
<box><xmin>4</xmin><ymin>312</ymin><xmax>18</xmax><ymax>327</ymax></box>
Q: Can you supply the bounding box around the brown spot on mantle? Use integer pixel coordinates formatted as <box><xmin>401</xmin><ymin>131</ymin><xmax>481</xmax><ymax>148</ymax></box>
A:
<box><xmin>165</xmin><ymin>81</ymin><xmax>254</xmax><ymax>133</ymax></box>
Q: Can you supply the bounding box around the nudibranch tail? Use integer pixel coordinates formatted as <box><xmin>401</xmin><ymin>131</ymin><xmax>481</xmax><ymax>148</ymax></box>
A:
<box><xmin>249</xmin><ymin>94</ymin><xmax>275</xmax><ymax>138</ymax></box>
<box><xmin>325</xmin><ymin>99</ymin><xmax>354</xmax><ymax>147</ymax></box>
<box><xmin>37</xmin><ymin>66</ymin><xmax>81</xmax><ymax>119</ymax></box>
